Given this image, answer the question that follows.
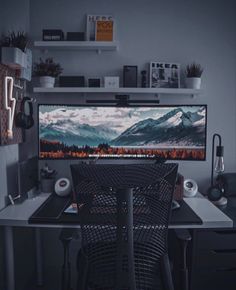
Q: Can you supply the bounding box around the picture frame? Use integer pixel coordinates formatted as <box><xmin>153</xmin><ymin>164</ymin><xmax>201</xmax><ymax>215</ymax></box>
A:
<box><xmin>150</xmin><ymin>62</ymin><xmax>180</xmax><ymax>88</ymax></box>
<box><xmin>86</xmin><ymin>14</ymin><xmax>114</xmax><ymax>41</ymax></box>
<box><xmin>104</xmin><ymin>76</ymin><xmax>119</xmax><ymax>88</ymax></box>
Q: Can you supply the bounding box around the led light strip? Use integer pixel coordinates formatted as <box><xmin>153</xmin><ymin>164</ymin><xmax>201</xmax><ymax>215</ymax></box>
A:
<box><xmin>4</xmin><ymin>76</ymin><xmax>16</xmax><ymax>139</ymax></box>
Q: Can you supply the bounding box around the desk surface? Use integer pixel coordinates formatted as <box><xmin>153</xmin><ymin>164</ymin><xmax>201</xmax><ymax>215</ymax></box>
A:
<box><xmin>0</xmin><ymin>193</ymin><xmax>233</xmax><ymax>229</ymax></box>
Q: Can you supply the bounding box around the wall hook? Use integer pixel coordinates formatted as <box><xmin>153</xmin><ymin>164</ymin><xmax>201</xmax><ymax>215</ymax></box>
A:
<box><xmin>13</xmin><ymin>79</ymin><xmax>24</xmax><ymax>90</ymax></box>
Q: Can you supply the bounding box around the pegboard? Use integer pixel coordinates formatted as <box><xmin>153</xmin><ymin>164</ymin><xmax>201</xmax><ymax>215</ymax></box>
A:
<box><xmin>0</xmin><ymin>64</ymin><xmax>23</xmax><ymax>145</ymax></box>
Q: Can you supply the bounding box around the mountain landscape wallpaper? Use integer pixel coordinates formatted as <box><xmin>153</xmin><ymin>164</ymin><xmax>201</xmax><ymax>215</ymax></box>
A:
<box><xmin>39</xmin><ymin>105</ymin><xmax>207</xmax><ymax>160</ymax></box>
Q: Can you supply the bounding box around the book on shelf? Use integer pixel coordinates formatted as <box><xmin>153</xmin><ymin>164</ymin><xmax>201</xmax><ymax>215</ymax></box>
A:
<box><xmin>95</xmin><ymin>20</ymin><xmax>113</xmax><ymax>41</ymax></box>
<box><xmin>86</xmin><ymin>14</ymin><xmax>114</xmax><ymax>41</ymax></box>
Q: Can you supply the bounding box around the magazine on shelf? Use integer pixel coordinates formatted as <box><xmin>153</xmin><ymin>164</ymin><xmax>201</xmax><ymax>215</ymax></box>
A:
<box><xmin>95</xmin><ymin>20</ymin><xmax>114</xmax><ymax>41</ymax></box>
<box><xmin>86</xmin><ymin>14</ymin><xmax>114</xmax><ymax>41</ymax></box>
<box><xmin>150</xmin><ymin>62</ymin><xmax>180</xmax><ymax>88</ymax></box>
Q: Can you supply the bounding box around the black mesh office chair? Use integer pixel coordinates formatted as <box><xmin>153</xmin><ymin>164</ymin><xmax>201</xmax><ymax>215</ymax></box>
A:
<box><xmin>71</xmin><ymin>163</ymin><xmax>178</xmax><ymax>290</ymax></box>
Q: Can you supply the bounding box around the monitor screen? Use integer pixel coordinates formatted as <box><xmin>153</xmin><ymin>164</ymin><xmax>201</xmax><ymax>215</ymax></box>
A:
<box><xmin>38</xmin><ymin>104</ymin><xmax>207</xmax><ymax>160</ymax></box>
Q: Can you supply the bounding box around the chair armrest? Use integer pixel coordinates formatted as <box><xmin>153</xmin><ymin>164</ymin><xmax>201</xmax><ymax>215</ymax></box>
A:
<box><xmin>59</xmin><ymin>228</ymin><xmax>80</xmax><ymax>243</ymax></box>
<box><xmin>174</xmin><ymin>229</ymin><xmax>192</xmax><ymax>290</ymax></box>
<box><xmin>174</xmin><ymin>229</ymin><xmax>192</xmax><ymax>242</ymax></box>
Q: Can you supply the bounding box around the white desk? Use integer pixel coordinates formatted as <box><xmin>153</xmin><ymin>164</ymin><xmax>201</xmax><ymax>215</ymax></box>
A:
<box><xmin>0</xmin><ymin>193</ymin><xmax>233</xmax><ymax>290</ymax></box>
<box><xmin>0</xmin><ymin>193</ymin><xmax>232</xmax><ymax>228</ymax></box>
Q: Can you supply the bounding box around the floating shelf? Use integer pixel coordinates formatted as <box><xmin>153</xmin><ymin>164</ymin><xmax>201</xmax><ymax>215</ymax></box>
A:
<box><xmin>33</xmin><ymin>87</ymin><xmax>202</xmax><ymax>97</ymax></box>
<box><xmin>34</xmin><ymin>41</ymin><xmax>118</xmax><ymax>53</ymax></box>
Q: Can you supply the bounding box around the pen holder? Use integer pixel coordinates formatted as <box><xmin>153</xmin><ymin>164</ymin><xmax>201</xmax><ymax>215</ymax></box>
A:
<box><xmin>40</xmin><ymin>178</ymin><xmax>55</xmax><ymax>193</ymax></box>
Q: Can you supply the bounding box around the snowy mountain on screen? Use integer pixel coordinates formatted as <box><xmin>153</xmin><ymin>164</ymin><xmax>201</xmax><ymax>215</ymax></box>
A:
<box><xmin>111</xmin><ymin>107</ymin><xmax>206</xmax><ymax>146</ymax></box>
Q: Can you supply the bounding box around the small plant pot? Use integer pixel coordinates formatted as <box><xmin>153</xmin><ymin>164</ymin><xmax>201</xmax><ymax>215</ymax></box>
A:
<box><xmin>185</xmin><ymin>77</ymin><xmax>201</xmax><ymax>89</ymax></box>
<box><xmin>39</xmin><ymin>76</ymin><xmax>55</xmax><ymax>88</ymax></box>
<box><xmin>41</xmin><ymin>178</ymin><xmax>55</xmax><ymax>193</ymax></box>
<box><xmin>0</xmin><ymin>47</ymin><xmax>27</xmax><ymax>69</ymax></box>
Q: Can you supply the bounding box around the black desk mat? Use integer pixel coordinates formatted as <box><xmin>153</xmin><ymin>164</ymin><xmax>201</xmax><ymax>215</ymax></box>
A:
<box><xmin>219</xmin><ymin>197</ymin><xmax>236</xmax><ymax>228</ymax></box>
<box><xmin>170</xmin><ymin>200</ymin><xmax>202</xmax><ymax>225</ymax></box>
<box><xmin>29</xmin><ymin>194</ymin><xmax>71</xmax><ymax>224</ymax></box>
<box><xmin>29</xmin><ymin>195</ymin><xmax>202</xmax><ymax>225</ymax></box>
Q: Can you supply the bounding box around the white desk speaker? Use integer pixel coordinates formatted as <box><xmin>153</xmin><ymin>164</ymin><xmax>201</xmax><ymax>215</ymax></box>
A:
<box><xmin>54</xmin><ymin>178</ymin><xmax>71</xmax><ymax>197</ymax></box>
<box><xmin>183</xmin><ymin>179</ymin><xmax>198</xmax><ymax>197</ymax></box>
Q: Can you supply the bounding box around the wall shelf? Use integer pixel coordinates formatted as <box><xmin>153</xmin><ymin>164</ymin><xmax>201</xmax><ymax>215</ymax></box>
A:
<box><xmin>34</xmin><ymin>41</ymin><xmax>119</xmax><ymax>53</ymax></box>
<box><xmin>33</xmin><ymin>87</ymin><xmax>202</xmax><ymax>97</ymax></box>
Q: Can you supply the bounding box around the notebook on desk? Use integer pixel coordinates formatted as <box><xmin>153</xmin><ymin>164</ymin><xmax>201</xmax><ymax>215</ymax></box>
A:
<box><xmin>29</xmin><ymin>195</ymin><xmax>202</xmax><ymax>225</ymax></box>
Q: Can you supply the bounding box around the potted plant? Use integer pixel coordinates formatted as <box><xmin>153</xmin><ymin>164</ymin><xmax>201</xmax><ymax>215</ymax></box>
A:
<box><xmin>40</xmin><ymin>163</ymin><xmax>57</xmax><ymax>193</ymax></box>
<box><xmin>0</xmin><ymin>31</ymin><xmax>29</xmax><ymax>69</ymax></box>
<box><xmin>33</xmin><ymin>57</ymin><xmax>63</xmax><ymax>88</ymax></box>
<box><xmin>185</xmin><ymin>62</ymin><xmax>203</xmax><ymax>89</ymax></box>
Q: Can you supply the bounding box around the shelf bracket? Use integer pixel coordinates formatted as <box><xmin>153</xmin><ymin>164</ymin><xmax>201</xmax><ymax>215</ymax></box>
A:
<box><xmin>97</xmin><ymin>49</ymin><xmax>102</xmax><ymax>55</ymax></box>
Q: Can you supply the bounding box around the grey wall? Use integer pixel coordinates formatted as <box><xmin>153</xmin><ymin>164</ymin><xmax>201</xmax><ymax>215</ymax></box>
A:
<box><xmin>0</xmin><ymin>2</ymin><xmax>35</xmax><ymax>290</ymax></box>
<box><xmin>30</xmin><ymin>0</ymin><xmax>236</xmax><ymax>193</ymax></box>
<box><xmin>0</xmin><ymin>0</ymin><xmax>30</xmax><ymax>210</ymax></box>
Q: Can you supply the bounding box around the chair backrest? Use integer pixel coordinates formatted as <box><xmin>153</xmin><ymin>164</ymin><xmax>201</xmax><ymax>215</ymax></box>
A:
<box><xmin>71</xmin><ymin>163</ymin><xmax>178</xmax><ymax>290</ymax></box>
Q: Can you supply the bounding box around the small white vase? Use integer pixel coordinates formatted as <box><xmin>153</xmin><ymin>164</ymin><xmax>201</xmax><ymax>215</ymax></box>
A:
<box><xmin>39</xmin><ymin>76</ymin><xmax>55</xmax><ymax>88</ymax></box>
<box><xmin>185</xmin><ymin>77</ymin><xmax>201</xmax><ymax>89</ymax></box>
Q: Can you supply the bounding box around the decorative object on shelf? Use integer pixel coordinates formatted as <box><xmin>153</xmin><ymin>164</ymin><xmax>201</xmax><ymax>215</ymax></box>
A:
<box><xmin>185</xmin><ymin>62</ymin><xmax>203</xmax><ymax>89</ymax></box>
<box><xmin>40</xmin><ymin>163</ymin><xmax>57</xmax><ymax>194</ymax></box>
<box><xmin>123</xmin><ymin>65</ymin><xmax>138</xmax><ymax>88</ymax></box>
<box><xmin>184</xmin><ymin>179</ymin><xmax>198</xmax><ymax>197</ymax></box>
<box><xmin>33</xmin><ymin>57</ymin><xmax>63</xmax><ymax>88</ymax></box>
<box><xmin>88</xmin><ymin>78</ymin><xmax>101</xmax><ymax>87</ymax></box>
<box><xmin>0</xmin><ymin>31</ymin><xmax>29</xmax><ymax>69</ymax></box>
<box><xmin>207</xmin><ymin>133</ymin><xmax>227</xmax><ymax>206</ymax></box>
<box><xmin>96</xmin><ymin>20</ymin><xmax>113</xmax><ymax>41</ymax></box>
<box><xmin>42</xmin><ymin>29</ymin><xmax>64</xmax><ymax>41</ymax></box>
<box><xmin>59</xmin><ymin>76</ymin><xmax>85</xmax><ymax>87</ymax></box>
<box><xmin>86</xmin><ymin>14</ymin><xmax>114</xmax><ymax>41</ymax></box>
<box><xmin>67</xmin><ymin>32</ymin><xmax>85</xmax><ymax>41</ymax></box>
<box><xmin>4</xmin><ymin>76</ymin><xmax>16</xmax><ymax>139</ymax></box>
<box><xmin>0</xmin><ymin>47</ymin><xmax>27</xmax><ymax>69</ymax></box>
<box><xmin>150</xmin><ymin>62</ymin><xmax>180</xmax><ymax>88</ymax></box>
<box><xmin>1</xmin><ymin>31</ymin><xmax>29</xmax><ymax>52</ymax></box>
<box><xmin>141</xmin><ymin>70</ymin><xmax>147</xmax><ymax>88</ymax></box>
<box><xmin>104</xmin><ymin>76</ymin><xmax>119</xmax><ymax>88</ymax></box>
<box><xmin>15</xmin><ymin>97</ymin><xmax>34</xmax><ymax>129</ymax></box>
<box><xmin>55</xmin><ymin>178</ymin><xmax>71</xmax><ymax>197</ymax></box>
<box><xmin>20</xmin><ymin>48</ymin><xmax>32</xmax><ymax>81</ymax></box>
<box><xmin>0</xmin><ymin>64</ymin><xmax>23</xmax><ymax>145</ymax></box>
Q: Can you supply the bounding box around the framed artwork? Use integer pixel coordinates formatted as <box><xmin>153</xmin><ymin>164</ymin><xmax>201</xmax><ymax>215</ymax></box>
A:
<box><xmin>150</xmin><ymin>62</ymin><xmax>180</xmax><ymax>88</ymax></box>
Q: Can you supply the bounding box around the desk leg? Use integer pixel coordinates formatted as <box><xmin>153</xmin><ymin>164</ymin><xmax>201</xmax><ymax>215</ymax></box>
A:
<box><xmin>35</xmin><ymin>228</ymin><xmax>44</xmax><ymax>286</ymax></box>
<box><xmin>4</xmin><ymin>226</ymin><xmax>15</xmax><ymax>290</ymax></box>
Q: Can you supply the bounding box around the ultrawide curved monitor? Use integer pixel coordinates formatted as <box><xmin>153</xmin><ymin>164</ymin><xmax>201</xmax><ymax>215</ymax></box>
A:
<box><xmin>38</xmin><ymin>104</ymin><xmax>207</xmax><ymax>160</ymax></box>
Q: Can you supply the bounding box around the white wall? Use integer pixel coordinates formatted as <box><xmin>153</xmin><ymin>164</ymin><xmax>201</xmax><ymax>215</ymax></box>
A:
<box><xmin>30</xmin><ymin>0</ymin><xmax>236</xmax><ymax>193</ymax></box>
